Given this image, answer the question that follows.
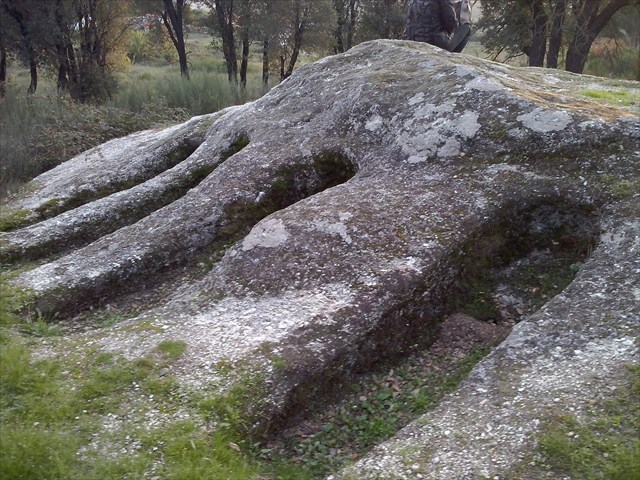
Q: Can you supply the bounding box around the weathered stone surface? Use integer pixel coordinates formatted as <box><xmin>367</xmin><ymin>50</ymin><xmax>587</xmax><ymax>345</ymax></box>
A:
<box><xmin>2</xmin><ymin>40</ymin><xmax>639</xmax><ymax>476</ymax></box>
<box><xmin>4</xmin><ymin>112</ymin><xmax>219</xmax><ymax>219</ymax></box>
<box><xmin>337</xmin><ymin>199</ymin><xmax>639</xmax><ymax>479</ymax></box>
<box><xmin>0</xmin><ymin>112</ymin><xmax>225</xmax><ymax>258</ymax></box>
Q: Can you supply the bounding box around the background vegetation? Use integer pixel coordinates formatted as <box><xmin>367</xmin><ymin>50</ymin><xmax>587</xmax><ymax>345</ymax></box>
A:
<box><xmin>0</xmin><ymin>0</ymin><xmax>640</xmax><ymax>197</ymax></box>
<box><xmin>477</xmin><ymin>0</ymin><xmax>640</xmax><ymax>73</ymax></box>
<box><xmin>0</xmin><ymin>30</ymin><xmax>272</xmax><ymax>196</ymax></box>
<box><xmin>1</xmin><ymin>0</ymin><xmax>639</xmax><ymax>198</ymax></box>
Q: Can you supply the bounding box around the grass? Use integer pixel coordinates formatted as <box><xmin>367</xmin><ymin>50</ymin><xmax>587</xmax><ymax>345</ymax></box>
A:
<box><xmin>504</xmin><ymin>365</ymin><xmax>640</xmax><ymax>480</ymax></box>
<box><xmin>0</xmin><ymin>334</ymin><xmax>84</xmax><ymax>480</ymax></box>
<box><xmin>0</xmin><ymin>268</ymin><xmax>495</xmax><ymax>479</ymax></box>
<box><xmin>0</xmin><ymin>276</ymin><xmax>315</xmax><ymax>479</ymax></box>
<box><xmin>155</xmin><ymin>339</ymin><xmax>188</xmax><ymax>359</ymax></box>
<box><xmin>0</xmin><ymin>32</ymin><xmax>270</xmax><ymax>199</ymax></box>
<box><xmin>0</xmin><ymin>326</ymin><xmax>267</xmax><ymax>479</ymax></box>
<box><xmin>538</xmin><ymin>366</ymin><xmax>640</xmax><ymax>479</ymax></box>
<box><xmin>0</xmin><ymin>81</ymin><xmax>190</xmax><ymax>199</ymax></box>
<box><xmin>263</xmin><ymin>348</ymin><xmax>491</xmax><ymax>478</ymax></box>
<box><xmin>580</xmin><ymin>88</ymin><xmax>640</xmax><ymax>107</ymax></box>
<box><xmin>0</xmin><ymin>277</ymin><xmax>265</xmax><ymax>479</ymax></box>
<box><xmin>0</xmin><ymin>207</ymin><xmax>30</xmax><ymax>232</ymax></box>
<box><xmin>16</xmin><ymin>316</ymin><xmax>63</xmax><ymax>337</ymax></box>
<box><xmin>599</xmin><ymin>174</ymin><xmax>640</xmax><ymax>200</ymax></box>
<box><xmin>0</xmin><ymin>277</ymin><xmax>33</xmax><ymax>327</ymax></box>
<box><xmin>110</xmin><ymin>66</ymin><xmax>267</xmax><ymax>116</ymax></box>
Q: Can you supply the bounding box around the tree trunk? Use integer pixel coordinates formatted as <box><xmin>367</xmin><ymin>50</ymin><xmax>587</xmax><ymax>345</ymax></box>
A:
<box><xmin>54</xmin><ymin>0</ymin><xmax>69</xmax><ymax>91</ymax></box>
<box><xmin>565</xmin><ymin>0</ymin><xmax>631</xmax><ymax>74</ymax></box>
<box><xmin>547</xmin><ymin>0</ymin><xmax>567</xmax><ymax>68</ymax></box>
<box><xmin>334</xmin><ymin>0</ymin><xmax>346</xmax><ymax>53</ymax></box>
<box><xmin>262</xmin><ymin>38</ymin><xmax>269</xmax><ymax>89</ymax></box>
<box><xmin>347</xmin><ymin>0</ymin><xmax>358</xmax><ymax>50</ymax></box>
<box><xmin>284</xmin><ymin>2</ymin><xmax>306</xmax><ymax>79</ymax></box>
<box><xmin>176</xmin><ymin>39</ymin><xmax>189</xmax><ymax>79</ymax></box>
<box><xmin>285</xmin><ymin>29</ymin><xmax>304</xmax><ymax>79</ymax></box>
<box><xmin>56</xmin><ymin>60</ymin><xmax>68</xmax><ymax>92</ymax></box>
<box><xmin>382</xmin><ymin>0</ymin><xmax>395</xmax><ymax>38</ymax></box>
<box><xmin>27</xmin><ymin>59</ymin><xmax>37</xmax><ymax>94</ymax></box>
<box><xmin>526</xmin><ymin>0</ymin><xmax>548</xmax><ymax>67</ymax></box>
<box><xmin>240</xmin><ymin>30</ymin><xmax>249</xmax><ymax>90</ymax></box>
<box><xmin>66</xmin><ymin>42</ymin><xmax>79</xmax><ymax>93</ymax></box>
<box><xmin>0</xmin><ymin>41</ymin><xmax>6</xmax><ymax>99</ymax></box>
<box><xmin>238</xmin><ymin>0</ymin><xmax>252</xmax><ymax>89</ymax></box>
<box><xmin>215</xmin><ymin>0</ymin><xmax>238</xmax><ymax>84</ymax></box>
<box><xmin>162</xmin><ymin>0</ymin><xmax>190</xmax><ymax>79</ymax></box>
<box><xmin>4</xmin><ymin>2</ymin><xmax>39</xmax><ymax>94</ymax></box>
<box><xmin>88</xmin><ymin>3</ymin><xmax>103</xmax><ymax>67</ymax></box>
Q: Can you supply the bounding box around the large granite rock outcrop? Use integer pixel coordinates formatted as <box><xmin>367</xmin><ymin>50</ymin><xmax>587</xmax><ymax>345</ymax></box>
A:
<box><xmin>1</xmin><ymin>40</ymin><xmax>638</xmax><ymax>478</ymax></box>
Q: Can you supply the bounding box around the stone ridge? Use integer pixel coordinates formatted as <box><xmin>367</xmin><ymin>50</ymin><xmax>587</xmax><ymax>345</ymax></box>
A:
<box><xmin>2</xmin><ymin>40</ymin><xmax>639</xmax><ymax>477</ymax></box>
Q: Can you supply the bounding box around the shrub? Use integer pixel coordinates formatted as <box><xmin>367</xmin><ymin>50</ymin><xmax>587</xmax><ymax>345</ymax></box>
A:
<box><xmin>0</xmin><ymin>81</ymin><xmax>189</xmax><ymax>198</ymax></box>
<box><xmin>585</xmin><ymin>42</ymin><xmax>640</xmax><ymax>80</ymax></box>
<box><xmin>0</xmin><ymin>46</ymin><xmax>268</xmax><ymax>198</ymax></box>
<box><xmin>127</xmin><ymin>30</ymin><xmax>152</xmax><ymax>63</ymax></box>
<box><xmin>111</xmin><ymin>67</ymin><xmax>267</xmax><ymax>116</ymax></box>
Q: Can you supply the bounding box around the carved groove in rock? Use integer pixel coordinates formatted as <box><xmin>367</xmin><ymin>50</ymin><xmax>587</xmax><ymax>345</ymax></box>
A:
<box><xmin>0</xmin><ymin>164</ymin><xmax>216</xmax><ymax>262</ymax></box>
<box><xmin>0</xmin><ymin>132</ymin><xmax>253</xmax><ymax>262</ymax></box>
<box><xmin>452</xmin><ymin>201</ymin><xmax>600</xmax><ymax>313</ymax></box>
<box><xmin>257</xmin><ymin>199</ymin><xmax>600</xmax><ymax>433</ymax></box>
<box><xmin>31</xmin><ymin>137</ymin><xmax>201</xmax><ymax>219</ymax></box>
<box><xmin>1</xmin><ymin>114</ymin><xmax>219</xmax><ymax>231</ymax></box>
<box><xmin>215</xmin><ymin>151</ymin><xmax>358</xmax><ymax>242</ymax></box>
<box><xmin>10</xmin><ymin>147</ymin><xmax>357</xmax><ymax>315</ymax></box>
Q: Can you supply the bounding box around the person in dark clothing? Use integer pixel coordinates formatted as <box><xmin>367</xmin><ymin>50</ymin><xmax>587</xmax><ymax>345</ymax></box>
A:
<box><xmin>402</xmin><ymin>0</ymin><xmax>458</xmax><ymax>50</ymax></box>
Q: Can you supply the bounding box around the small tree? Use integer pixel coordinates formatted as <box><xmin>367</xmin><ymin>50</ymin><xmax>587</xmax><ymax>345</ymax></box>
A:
<box><xmin>162</xmin><ymin>0</ymin><xmax>190</xmax><ymax>78</ymax></box>
<box><xmin>0</xmin><ymin>0</ymin><xmax>46</xmax><ymax>94</ymax></box>
<box><xmin>65</xmin><ymin>0</ymin><xmax>130</xmax><ymax>101</ymax></box>
<box><xmin>272</xmin><ymin>0</ymin><xmax>335</xmax><ymax>80</ymax></box>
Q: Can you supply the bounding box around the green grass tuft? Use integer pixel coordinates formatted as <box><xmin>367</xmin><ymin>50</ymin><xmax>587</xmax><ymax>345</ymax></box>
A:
<box><xmin>537</xmin><ymin>365</ymin><xmax>640</xmax><ymax>480</ymax></box>
<box><xmin>502</xmin><ymin>364</ymin><xmax>640</xmax><ymax>480</ymax></box>
<box><xmin>580</xmin><ymin>88</ymin><xmax>640</xmax><ymax>107</ymax></box>
<box><xmin>0</xmin><ymin>278</ymin><xmax>33</xmax><ymax>327</ymax></box>
<box><xmin>0</xmin><ymin>208</ymin><xmax>30</xmax><ymax>232</ymax></box>
<box><xmin>600</xmin><ymin>174</ymin><xmax>640</xmax><ymax>200</ymax></box>
<box><xmin>155</xmin><ymin>339</ymin><xmax>188</xmax><ymax>359</ymax></box>
<box><xmin>139</xmin><ymin>421</ymin><xmax>263</xmax><ymax>480</ymax></box>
